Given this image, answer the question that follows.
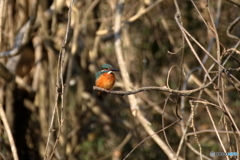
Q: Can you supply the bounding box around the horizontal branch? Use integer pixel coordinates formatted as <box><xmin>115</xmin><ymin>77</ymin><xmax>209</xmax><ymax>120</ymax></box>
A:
<box><xmin>93</xmin><ymin>68</ymin><xmax>220</xmax><ymax>96</ymax></box>
<box><xmin>186</xmin><ymin>129</ymin><xmax>239</xmax><ymax>138</ymax></box>
<box><xmin>93</xmin><ymin>85</ymin><xmax>210</xmax><ymax>96</ymax></box>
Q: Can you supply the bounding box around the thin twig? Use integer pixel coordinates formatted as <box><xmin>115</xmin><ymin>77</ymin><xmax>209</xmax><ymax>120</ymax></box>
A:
<box><xmin>44</xmin><ymin>0</ymin><xmax>74</xmax><ymax>159</ymax></box>
<box><xmin>127</xmin><ymin>0</ymin><xmax>164</xmax><ymax>23</ymax></box>
<box><xmin>97</xmin><ymin>133</ymin><xmax>132</xmax><ymax>160</ymax></box>
<box><xmin>49</xmin><ymin>0</ymin><xmax>74</xmax><ymax>159</ymax></box>
<box><xmin>205</xmin><ymin>105</ymin><xmax>229</xmax><ymax>160</ymax></box>
<box><xmin>123</xmin><ymin>119</ymin><xmax>181</xmax><ymax>160</ymax></box>
<box><xmin>189</xmin><ymin>101</ymin><xmax>202</xmax><ymax>160</ymax></box>
<box><xmin>219</xmin><ymin>96</ymin><xmax>240</xmax><ymax>137</ymax></box>
<box><xmin>186</xmin><ymin>129</ymin><xmax>239</xmax><ymax>137</ymax></box>
<box><xmin>226</xmin><ymin>0</ymin><xmax>240</xmax><ymax>8</ymax></box>
<box><xmin>162</xmin><ymin>96</ymin><xmax>174</xmax><ymax>152</ymax></box>
<box><xmin>96</xmin><ymin>0</ymin><xmax>165</xmax><ymax>36</ymax></box>
<box><xmin>175</xmin><ymin>113</ymin><xmax>192</xmax><ymax>160</ymax></box>
<box><xmin>186</xmin><ymin>143</ymin><xmax>212</xmax><ymax>160</ymax></box>
<box><xmin>226</xmin><ymin>16</ymin><xmax>240</xmax><ymax>41</ymax></box>
<box><xmin>175</xmin><ymin>14</ymin><xmax>212</xmax><ymax>82</ymax></box>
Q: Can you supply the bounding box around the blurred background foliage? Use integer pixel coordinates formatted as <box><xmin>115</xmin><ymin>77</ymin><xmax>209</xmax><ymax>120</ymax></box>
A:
<box><xmin>0</xmin><ymin>0</ymin><xmax>239</xmax><ymax>160</ymax></box>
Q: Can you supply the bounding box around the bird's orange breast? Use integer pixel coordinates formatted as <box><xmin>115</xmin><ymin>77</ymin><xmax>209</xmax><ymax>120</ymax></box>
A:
<box><xmin>96</xmin><ymin>72</ymin><xmax>115</xmax><ymax>90</ymax></box>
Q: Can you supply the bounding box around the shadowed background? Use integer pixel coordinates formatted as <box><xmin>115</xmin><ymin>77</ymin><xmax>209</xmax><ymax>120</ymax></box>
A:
<box><xmin>0</xmin><ymin>0</ymin><xmax>240</xmax><ymax>160</ymax></box>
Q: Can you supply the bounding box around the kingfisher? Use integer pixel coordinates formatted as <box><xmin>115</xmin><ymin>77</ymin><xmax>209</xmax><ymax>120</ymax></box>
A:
<box><xmin>95</xmin><ymin>64</ymin><xmax>118</xmax><ymax>95</ymax></box>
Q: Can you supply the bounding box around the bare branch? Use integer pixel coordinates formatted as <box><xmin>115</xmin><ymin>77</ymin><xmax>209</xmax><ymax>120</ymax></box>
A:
<box><xmin>123</xmin><ymin>119</ymin><xmax>181</xmax><ymax>160</ymax></box>
<box><xmin>128</xmin><ymin>0</ymin><xmax>164</xmax><ymax>22</ymax></box>
<box><xmin>0</xmin><ymin>0</ymin><xmax>39</xmax><ymax>58</ymax></box>
<box><xmin>186</xmin><ymin>129</ymin><xmax>240</xmax><ymax>137</ymax></box>
<box><xmin>93</xmin><ymin>76</ymin><xmax>216</xmax><ymax>96</ymax></box>
<box><xmin>114</xmin><ymin>0</ymin><xmax>184</xmax><ymax>159</ymax></box>
<box><xmin>205</xmin><ymin>106</ymin><xmax>229</xmax><ymax>160</ymax></box>
<box><xmin>44</xmin><ymin>0</ymin><xmax>74</xmax><ymax>159</ymax></box>
<box><xmin>0</xmin><ymin>63</ymin><xmax>14</xmax><ymax>81</ymax></box>
<box><xmin>96</xmin><ymin>0</ymin><xmax>165</xmax><ymax>36</ymax></box>
<box><xmin>0</xmin><ymin>104</ymin><xmax>19</xmax><ymax>160</ymax></box>
<box><xmin>226</xmin><ymin>16</ymin><xmax>240</xmax><ymax>40</ymax></box>
<box><xmin>226</xmin><ymin>0</ymin><xmax>240</xmax><ymax>8</ymax></box>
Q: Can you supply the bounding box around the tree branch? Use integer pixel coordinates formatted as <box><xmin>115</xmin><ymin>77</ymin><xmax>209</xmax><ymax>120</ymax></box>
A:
<box><xmin>0</xmin><ymin>104</ymin><xmax>19</xmax><ymax>160</ymax></box>
<box><xmin>226</xmin><ymin>16</ymin><xmax>240</xmax><ymax>41</ymax></box>
<box><xmin>0</xmin><ymin>0</ymin><xmax>39</xmax><ymax>58</ymax></box>
<box><xmin>226</xmin><ymin>0</ymin><xmax>240</xmax><ymax>8</ymax></box>
<box><xmin>93</xmin><ymin>82</ymin><xmax>212</xmax><ymax>96</ymax></box>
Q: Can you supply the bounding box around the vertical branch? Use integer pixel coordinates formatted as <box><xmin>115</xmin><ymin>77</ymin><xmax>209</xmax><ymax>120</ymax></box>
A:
<box><xmin>0</xmin><ymin>104</ymin><xmax>19</xmax><ymax>160</ymax></box>
<box><xmin>189</xmin><ymin>101</ymin><xmax>202</xmax><ymax>160</ymax></box>
<box><xmin>114</xmin><ymin>0</ymin><xmax>139</xmax><ymax>117</ymax></box>
<box><xmin>50</xmin><ymin>0</ymin><xmax>74</xmax><ymax>158</ymax></box>
<box><xmin>0</xmin><ymin>0</ymin><xmax>5</xmax><ymax>50</ymax></box>
<box><xmin>114</xmin><ymin>1</ymin><xmax>183</xmax><ymax>159</ymax></box>
<box><xmin>44</xmin><ymin>0</ymin><xmax>74</xmax><ymax>159</ymax></box>
<box><xmin>206</xmin><ymin>0</ymin><xmax>223</xmax><ymax>110</ymax></box>
<box><xmin>175</xmin><ymin>110</ymin><xmax>192</xmax><ymax>159</ymax></box>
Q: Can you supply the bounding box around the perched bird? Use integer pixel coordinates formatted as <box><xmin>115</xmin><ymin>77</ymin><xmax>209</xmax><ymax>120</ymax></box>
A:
<box><xmin>95</xmin><ymin>64</ymin><xmax>118</xmax><ymax>95</ymax></box>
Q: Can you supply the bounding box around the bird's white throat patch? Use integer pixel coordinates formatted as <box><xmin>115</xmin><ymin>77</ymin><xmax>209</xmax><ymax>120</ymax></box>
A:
<box><xmin>108</xmin><ymin>71</ymin><xmax>112</xmax><ymax>74</ymax></box>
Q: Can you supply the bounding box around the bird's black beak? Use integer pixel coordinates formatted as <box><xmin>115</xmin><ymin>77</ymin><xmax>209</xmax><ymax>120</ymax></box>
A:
<box><xmin>111</xmin><ymin>68</ymin><xmax>119</xmax><ymax>71</ymax></box>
